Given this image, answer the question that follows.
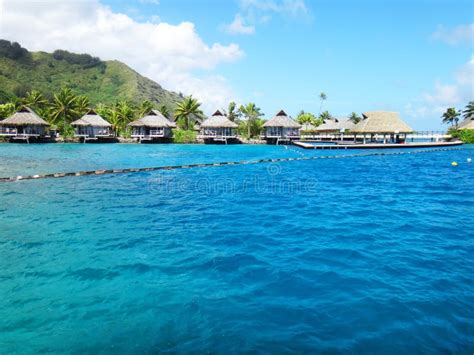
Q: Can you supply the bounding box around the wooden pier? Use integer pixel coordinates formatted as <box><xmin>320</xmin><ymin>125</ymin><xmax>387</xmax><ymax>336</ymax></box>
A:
<box><xmin>293</xmin><ymin>141</ymin><xmax>464</xmax><ymax>150</ymax></box>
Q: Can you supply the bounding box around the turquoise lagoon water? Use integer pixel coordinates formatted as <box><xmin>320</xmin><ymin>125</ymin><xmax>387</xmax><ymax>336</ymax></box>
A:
<box><xmin>0</xmin><ymin>144</ymin><xmax>473</xmax><ymax>353</ymax></box>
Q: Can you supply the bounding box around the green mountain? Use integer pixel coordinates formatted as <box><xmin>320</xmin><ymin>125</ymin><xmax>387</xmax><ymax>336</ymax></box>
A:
<box><xmin>0</xmin><ymin>40</ymin><xmax>183</xmax><ymax>110</ymax></box>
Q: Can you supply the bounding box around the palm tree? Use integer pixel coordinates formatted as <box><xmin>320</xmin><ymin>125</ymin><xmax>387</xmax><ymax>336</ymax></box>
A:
<box><xmin>116</xmin><ymin>100</ymin><xmax>135</xmax><ymax>125</ymax></box>
<box><xmin>50</xmin><ymin>88</ymin><xmax>79</xmax><ymax>129</ymax></box>
<box><xmin>174</xmin><ymin>96</ymin><xmax>204</xmax><ymax>130</ymax></box>
<box><xmin>296</xmin><ymin>110</ymin><xmax>317</xmax><ymax>124</ymax></box>
<box><xmin>159</xmin><ymin>105</ymin><xmax>170</xmax><ymax>119</ymax></box>
<box><xmin>23</xmin><ymin>90</ymin><xmax>48</xmax><ymax>110</ymax></box>
<box><xmin>348</xmin><ymin>112</ymin><xmax>361</xmax><ymax>124</ymax></box>
<box><xmin>318</xmin><ymin>92</ymin><xmax>327</xmax><ymax>115</ymax></box>
<box><xmin>138</xmin><ymin>100</ymin><xmax>154</xmax><ymax>117</ymax></box>
<box><xmin>462</xmin><ymin>101</ymin><xmax>474</xmax><ymax>120</ymax></box>
<box><xmin>442</xmin><ymin>107</ymin><xmax>461</xmax><ymax>128</ymax></box>
<box><xmin>319</xmin><ymin>110</ymin><xmax>332</xmax><ymax>122</ymax></box>
<box><xmin>75</xmin><ymin>95</ymin><xmax>90</xmax><ymax>116</ymax></box>
<box><xmin>239</xmin><ymin>102</ymin><xmax>263</xmax><ymax>138</ymax></box>
<box><xmin>227</xmin><ymin>101</ymin><xmax>240</xmax><ymax>122</ymax></box>
<box><xmin>107</xmin><ymin>109</ymin><xmax>122</xmax><ymax>136</ymax></box>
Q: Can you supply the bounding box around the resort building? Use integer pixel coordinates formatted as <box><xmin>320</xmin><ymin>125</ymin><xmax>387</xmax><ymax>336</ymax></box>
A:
<box><xmin>351</xmin><ymin>111</ymin><xmax>413</xmax><ymax>143</ymax></box>
<box><xmin>71</xmin><ymin>109</ymin><xmax>114</xmax><ymax>142</ymax></box>
<box><xmin>198</xmin><ymin>110</ymin><xmax>238</xmax><ymax>144</ymax></box>
<box><xmin>458</xmin><ymin>117</ymin><xmax>474</xmax><ymax>130</ymax></box>
<box><xmin>128</xmin><ymin>109</ymin><xmax>176</xmax><ymax>142</ymax></box>
<box><xmin>0</xmin><ymin>106</ymin><xmax>50</xmax><ymax>142</ymax></box>
<box><xmin>316</xmin><ymin>118</ymin><xmax>355</xmax><ymax>133</ymax></box>
<box><xmin>262</xmin><ymin>110</ymin><xmax>301</xmax><ymax>144</ymax></box>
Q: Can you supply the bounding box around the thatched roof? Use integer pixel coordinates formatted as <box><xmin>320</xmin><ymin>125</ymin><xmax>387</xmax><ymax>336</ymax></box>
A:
<box><xmin>316</xmin><ymin>118</ymin><xmax>356</xmax><ymax>132</ymax></box>
<box><xmin>351</xmin><ymin>111</ymin><xmax>413</xmax><ymax>133</ymax></box>
<box><xmin>300</xmin><ymin>122</ymin><xmax>317</xmax><ymax>131</ymax></box>
<box><xmin>128</xmin><ymin>109</ymin><xmax>176</xmax><ymax>128</ymax></box>
<box><xmin>200</xmin><ymin>110</ymin><xmax>238</xmax><ymax>128</ymax></box>
<box><xmin>263</xmin><ymin>110</ymin><xmax>301</xmax><ymax>128</ymax></box>
<box><xmin>0</xmin><ymin>106</ymin><xmax>49</xmax><ymax>126</ymax></box>
<box><xmin>71</xmin><ymin>109</ymin><xmax>111</xmax><ymax>127</ymax></box>
<box><xmin>458</xmin><ymin>117</ymin><xmax>474</xmax><ymax>130</ymax></box>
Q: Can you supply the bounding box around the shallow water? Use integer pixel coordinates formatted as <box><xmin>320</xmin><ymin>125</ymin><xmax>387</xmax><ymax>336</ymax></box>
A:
<box><xmin>1</xmin><ymin>144</ymin><xmax>473</xmax><ymax>353</ymax></box>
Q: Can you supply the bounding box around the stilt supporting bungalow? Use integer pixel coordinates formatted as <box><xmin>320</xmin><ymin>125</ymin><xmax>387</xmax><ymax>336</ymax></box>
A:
<box><xmin>261</xmin><ymin>110</ymin><xmax>301</xmax><ymax>145</ymax></box>
<box><xmin>0</xmin><ymin>106</ymin><xmax>51</xmax><ymax>143</ymax></box>
<box><xmin>128</xmin><ymin>109</ymin><xmax>176</xmax><ymax>143</ymax></box>
<box><xmin>71</xmin><ymin>109</ymin><xmax>114</xmax><ymax>142</ymax></box>
<box><xmin>198</xmin><ymin>110</ymin><xmax>238</xmax><ymax>144</ymax></box>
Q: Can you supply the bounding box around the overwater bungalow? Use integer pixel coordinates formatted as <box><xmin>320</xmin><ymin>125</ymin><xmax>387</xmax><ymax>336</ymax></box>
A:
<box><xmin>71</xmin><ymin>109</ymin><xmax>114</xmax><ymax>142</ymax></box>
<box><xmin>0</xmin><ymin>106</ymin><xmax>51</xmax><ymax>143</ymax></box>
<box><xmin>351</xmin><ymin>111</ymin><xmax>413</xmax><ymax>143</ymax></box>
<box><xmin>458</xmin><ymin>117</ymin><xmax>474</xmax><ymax>130</ymax></box>
<box><xmin>128</xmin><ymin>109</ymin><xmax>176</xmax><ymax>142</ymax></box>
<box><xmin>316</xmin><ymin>118</ymin><xmax>355</xmax><ymax>133</ymax></box>
<box><xmin>262</xmin><ymin>110</ymin><xmax>301</xmax><ymax>144</ymax></box>
<box><xmin>198</xmin><ymin>110</ymin><xmax>239</xmax><ymax>144</ymax></box>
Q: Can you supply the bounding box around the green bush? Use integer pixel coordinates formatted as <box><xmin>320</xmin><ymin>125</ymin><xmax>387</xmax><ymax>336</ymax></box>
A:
<box><xmin>172</xmin><ymin>129</ymin><xmax>197</xmax><ymax>143</ymax></box>
<box><xmin>450</xmin><ymin>129</ymin><xmax>474</xmax><ymax>144</ymax></box>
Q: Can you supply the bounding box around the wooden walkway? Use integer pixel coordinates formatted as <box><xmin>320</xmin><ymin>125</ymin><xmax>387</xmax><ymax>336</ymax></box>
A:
<box><xmin>293</xmin><ymin>141</ymin><xmax>464</xmax><ymax>150</ymax></box>
<box><xmin>0</xmin><ymin>146</ymin><xmax>469</xmax><ymax>183</ymax></box>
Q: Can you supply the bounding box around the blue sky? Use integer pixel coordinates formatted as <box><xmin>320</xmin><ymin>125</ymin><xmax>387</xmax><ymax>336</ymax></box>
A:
<box><xmin>2</xmin><ymin>0</ymin><xmax>473</xmax><ymax>129</ymax></box>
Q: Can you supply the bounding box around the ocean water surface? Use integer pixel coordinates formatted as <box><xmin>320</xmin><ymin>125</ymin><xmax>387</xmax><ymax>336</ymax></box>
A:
<box><xmin>0</xmin><ymin>144</ymin><xmax>473</xmax><ymax>353</ymax></box>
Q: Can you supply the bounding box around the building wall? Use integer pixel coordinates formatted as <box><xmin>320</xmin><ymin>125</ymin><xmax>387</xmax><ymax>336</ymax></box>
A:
<box><xmin>264</xmin><ymin>127</ymin><xmax>300</xmax><ymax>138</ymax></box>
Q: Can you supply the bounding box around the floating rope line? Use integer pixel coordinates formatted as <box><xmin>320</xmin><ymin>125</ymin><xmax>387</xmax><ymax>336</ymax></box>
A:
<box><xmin>0</xmin><ymin>147</ymin><xmax>470</xmax><ymax>183</ymax></box>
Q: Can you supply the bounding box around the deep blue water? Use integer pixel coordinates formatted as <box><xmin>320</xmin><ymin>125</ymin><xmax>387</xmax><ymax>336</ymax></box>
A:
<box><xmin>0</xmin><ymin>144</ymin><xmax>473</xmax><ymax>353</ymax></box>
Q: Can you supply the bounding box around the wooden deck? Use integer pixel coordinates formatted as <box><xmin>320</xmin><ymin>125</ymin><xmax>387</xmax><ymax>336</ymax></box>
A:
<box><xmin>293</xmin><ymin>141</ymin><xmax>464</xmax><ymax>150</ymax></box>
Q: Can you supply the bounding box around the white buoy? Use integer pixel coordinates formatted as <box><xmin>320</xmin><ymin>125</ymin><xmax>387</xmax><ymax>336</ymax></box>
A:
<box><xmin>467</xmin><ymin>158</ymin><xmax>472</xmax><ymax>163</ymax></box>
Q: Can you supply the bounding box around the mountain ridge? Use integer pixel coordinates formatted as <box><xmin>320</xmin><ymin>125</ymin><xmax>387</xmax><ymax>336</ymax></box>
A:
<box><xmin>0</xmin><ymin>40</ymin><xmax>183</xmax><ymax>111</ymax></box>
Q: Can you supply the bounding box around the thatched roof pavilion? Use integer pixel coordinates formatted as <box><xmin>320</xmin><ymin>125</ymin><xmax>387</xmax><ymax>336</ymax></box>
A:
<box><xmin>128</xmin><ymin>109</ymin><xmax>176</xmax><ymax>128</ymax></box>
<box><xmin>201</xmin><ymin>110</ymin><xmax>238</xmax><ymax>129</ymax></box>
<box><xmin>71</xmin><ymin>109</ymin><xmax>112</xmax><ymax>127</ymax></box>
<box><xmin>262</xmin><ymin>110</ymin><xmax>301</xmax><ymax>144</ymax></box>
<box><xmin>351</xmin><ymin>111</ymin><xmax>413</xmax><ymax>133</ymax></box>
<box><xmin>263</xmin><ymin>110</ymin><xmax>301</xmax><ymax>128</ymax></box>
<box><xmin>0</xmin><ymin>106</ymin><xmax>49</xmax><ymax>126</ymax></box>
<box><xmin>316</xmin><ymin>118</ymin><xmax>355</xmax><ymax>132</ymax></box>
<box><xmin>71</xmin><ymin>109</ymin><xmax>113</xmax><ymax>141</ymax></box>
<box><xmin>199</xmin><ymin>110</ymin><xmax>238</xmax><ymax>143</ymax></box>
<box><xmin>128</xmin><ymin>109</ymin><xmax>176</xmax><ymax>142</ymax></box>
<box><xmin>458</xmin><ymin>117</ymin><xmax>474</xmax><ymax>130</ymax></box>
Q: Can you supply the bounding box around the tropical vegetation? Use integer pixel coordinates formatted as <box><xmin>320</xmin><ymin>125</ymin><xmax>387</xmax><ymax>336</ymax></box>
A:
<box><xmin>348</xmin><ymin>112</ymin><xmax>362</xmax><ymax>124</ymax></box>
<box><xmin>441</xmin><ymin>102</ymin><xmax>474</xmax><ymax>143</ymax></box>
<box><xmin>449</xmin><ymin>128</ymin><xmax>474</xmax><ymax>144</ymax></box>
<box><xmin>174</xmin><ymin>96</ymin><xmax>204</xmax><ymax>130</ymax></box>
<box><xmin>238</xmin><ymin>103</ymin><xmax>264</xmax><ymax>138</ymax></box>
<box><xmin>441</xmin><ymin>107</ymin><xmax>461</xmax><ymax>128</ymax></box>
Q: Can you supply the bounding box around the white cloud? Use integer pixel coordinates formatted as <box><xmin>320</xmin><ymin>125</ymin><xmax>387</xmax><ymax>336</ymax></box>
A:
<box><xmin>224</xmin><ymin>0</ymin><xmax>310</xmax><ymax>36</ymax></box>
<box><xmin>240</xmin><ymin>0</ymin><xmax>308</xmax><ymax>16</ymax></box>
<box><xmin>0</xmin><ymin>0</ymin><xmax>243</xmax><ymax>112</ymax></box>
<box><xmin>432</xmin><ymin>23</ymin><xmax>474</xmax><ymax>45</ymax></box>
<box><xmin>404</xmin><ymin>55</ymin><xmax>474</xmax><ymax>129</ymax></box>
<box><xmin>224</xmin><ymin>14</ymin><xmax>255</xmax><ymax>35</ymax></box>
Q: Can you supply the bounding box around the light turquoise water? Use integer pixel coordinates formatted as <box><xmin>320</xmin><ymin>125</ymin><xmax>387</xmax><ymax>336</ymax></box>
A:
<box><xmin>0</xmin><ymin>144</ymin><xmax>473</xmax><ymax>353</ymax></box>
